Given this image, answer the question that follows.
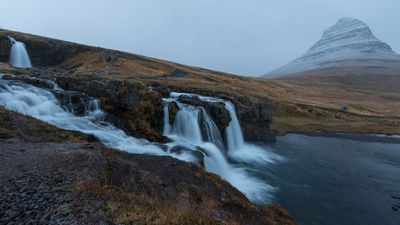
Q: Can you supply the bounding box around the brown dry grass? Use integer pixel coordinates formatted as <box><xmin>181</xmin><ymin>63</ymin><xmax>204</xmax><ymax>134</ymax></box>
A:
<box><xmin>76</xmin><ymin>181</ymin><xmax>232</xmax><ymax>225</ymax></box>
<box><xmin>1</xmin><ymin>28</ymin><xmax>399</xmax><ymax>135</ymax></box>
<box><xmin>275</xmin><ymin>66</ymin><xmax>400</xmax><ymax>116</ymax></box>
<box><xmin>57</xmin><ymin>51</ymin><xmax>400</xmax><ymax>135</ymax></box>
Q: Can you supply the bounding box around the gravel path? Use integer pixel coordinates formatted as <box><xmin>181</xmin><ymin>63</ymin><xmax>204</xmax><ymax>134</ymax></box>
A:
<box><xmin>0</xmin><ymin>139</ymin><xmax>104</xmax><ymax>225</ymax></box>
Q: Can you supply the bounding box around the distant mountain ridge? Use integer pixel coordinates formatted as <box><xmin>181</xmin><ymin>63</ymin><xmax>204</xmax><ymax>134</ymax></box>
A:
<box><xmin>265</xmin><ymin>17</ymin><xmax>400</xmax><ymax>78</ymax></box>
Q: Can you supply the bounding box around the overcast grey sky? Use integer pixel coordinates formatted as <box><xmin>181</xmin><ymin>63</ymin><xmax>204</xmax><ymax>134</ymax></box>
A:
<box><xmin>1</xmin><ymin>0</ymin><xmax>399</xmax><ymax>76</ymax></box>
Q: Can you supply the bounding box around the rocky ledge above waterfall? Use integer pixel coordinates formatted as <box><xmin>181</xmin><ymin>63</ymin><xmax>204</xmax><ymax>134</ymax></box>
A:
<box><xmin>166</xmin><ymin>92</ymin><xmax>276</xmax><ymax>142</ymax></box>
<box><xmin>175</xmin><ymin>94</ymin><xmax>232</xmax><ymax>135</ymax></box>
<box><xmin>56</xmin><ymin>76</ymin><xmax>165</xmax><ymax>142</ymax></box>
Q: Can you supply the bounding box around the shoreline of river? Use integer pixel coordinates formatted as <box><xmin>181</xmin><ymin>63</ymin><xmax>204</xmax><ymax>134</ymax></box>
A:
<box><xmin>275</xmin><ymin>131</ymin><xmax>400</xmax><ymax>144</ymax></box>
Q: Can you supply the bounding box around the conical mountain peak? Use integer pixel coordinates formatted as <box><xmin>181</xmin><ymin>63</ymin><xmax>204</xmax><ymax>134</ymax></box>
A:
<box><xmin>306</xmin><ymin>17</ymin><xmax>391</xmax><ymax>56</ymax></box>
<box><xmin>266</xmin><ymin>18</ymin><xmax>400</xmax><ymax>77</ymax></box>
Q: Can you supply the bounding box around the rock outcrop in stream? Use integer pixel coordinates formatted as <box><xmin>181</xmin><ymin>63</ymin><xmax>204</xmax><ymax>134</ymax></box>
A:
<box><xmin>233</xmin><ymin>96</ymin><xmax>275</xmax><ymax>141</ymax></box>
<box><xmin>56</xmin><ymin>76</ymin><xmax>164</xmax><ymax>142</ymax></box>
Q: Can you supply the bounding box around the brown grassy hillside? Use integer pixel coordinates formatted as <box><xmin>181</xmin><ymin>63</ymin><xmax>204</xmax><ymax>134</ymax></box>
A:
<box><xmin>1</xmin><ymin>29</ymin><xmax>399</xmax><ymax>135</ymax></box>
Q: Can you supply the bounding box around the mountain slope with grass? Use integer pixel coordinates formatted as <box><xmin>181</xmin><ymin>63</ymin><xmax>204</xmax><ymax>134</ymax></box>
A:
<box><xmin>1</xmin><ymin>28</ymin><xmax>399</xmax><ymax>137</ymax></box>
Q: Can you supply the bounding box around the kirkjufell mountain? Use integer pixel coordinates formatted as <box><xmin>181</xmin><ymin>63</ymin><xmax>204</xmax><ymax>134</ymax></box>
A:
<box><xmin>265</xmin><ymin>17</ymin><xmax>400</xmax><ymax>78</ymax></box>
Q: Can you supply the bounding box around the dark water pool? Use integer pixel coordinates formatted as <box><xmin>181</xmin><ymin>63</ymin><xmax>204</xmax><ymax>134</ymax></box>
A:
<box><xmin>257</xmin><ymin>134</ymin><xmax>400</xmax><ymax>225</ymax></box>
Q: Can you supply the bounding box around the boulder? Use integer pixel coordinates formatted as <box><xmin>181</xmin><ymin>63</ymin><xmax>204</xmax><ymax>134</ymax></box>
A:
<box><xmin>0</xmin><ymin>35</ymin><xmax>11</xmax><ymax>62</ymax></box>
<box><xmin>168</xmin><ymin>101</ymin><xmax>179</xmax><ymax>125</ymax></box>
<box><xmin>177</xmin><ymin>95</ymin><xmax>232</xmax><ymax>135</ymax></box>
<box><xmin>98</xmin><ymin>51</ymin><xmax>117</xmax><ymax>62</ymax></box>
<box><xmin>233</xmin><ymin>96</ymin><xmax>275</xmax><ymax>141</ymax></box>
<box><xmin>52</xmin><ymin>91</ymin><xmax>89</xmax><ymax>116</ymax></box>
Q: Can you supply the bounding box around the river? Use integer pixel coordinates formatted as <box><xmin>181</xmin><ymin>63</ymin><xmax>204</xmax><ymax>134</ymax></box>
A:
<box><xmin>257</xmin><ymin>134</ymin><xmax>400</xmax><ymax>225</ymax></box>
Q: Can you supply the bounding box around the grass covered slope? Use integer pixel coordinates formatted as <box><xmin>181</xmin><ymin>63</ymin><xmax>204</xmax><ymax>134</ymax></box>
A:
<box><xmin>0</xmin><ymin>107</ymin><xmax>296</xmax><ymax>225</ymax></box>
<box><xmin>1</xmin><ymin>28</ymin><xmax>400</xmax><ymax>136</ymax></box>
<box><xmin>271</xmin><ymin>66</ymin><xmax>400</xmax><ymax>135</ymax></box>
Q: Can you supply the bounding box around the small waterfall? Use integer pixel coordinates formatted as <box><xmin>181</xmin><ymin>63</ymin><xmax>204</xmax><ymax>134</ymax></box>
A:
<box><xmin>171</xmin><ymin>103</ymin><xmax>203</xmax><ymax>144</ymax></box>
<box><xmin>0</xmin><ymin>79</ymin><xmax>187</xmax><ymax>159</ymax></box>
<box><xmin>163</xmin><ymin>93</ymin><xmax>278</xmax><ymax>202</ymax></box>
<box><xmin>86</xmin><ymin>98</ymin><xmax>106</xmax><ymax>121</ymax></box>
<box><xmin>224</xmin><ymin>101</ymin><xmax>280</xmax><ymax>164</ymax></box>
<box><xmin>0</xmin><ymin>78</ymin><xmax>279</xmax><ymax>203</ymax></box>
<box><xmin>200</xmin><ymin>108</ymin><xmax>225</xmax><ymax>151</ymax></box>
<box><xmin>8</xmin><ymin>37</ymin><xmax>32</xmax><ymax>68</ymax></box>
<box><xmin>163</xmin><ymin>99</ymin><xmax>225</xmax><ymax>149</ymax></box>
<box><xmin>225</xmin><ymin>101</ymin><xmax>245</xmax><ymax>150</ymax></box>
<box><xmin>162</xmin><ymin>103</ymin><xmax>171</xmax><ymax>134</ymax></box>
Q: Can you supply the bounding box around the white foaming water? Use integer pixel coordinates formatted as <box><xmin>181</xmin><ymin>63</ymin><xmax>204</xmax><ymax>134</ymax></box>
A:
<box><xmin>224</xmin><ymin>101</ymin><xmax>282</xmax><ymax>164</ymax></box>
<box><xmin>163</xmin><ymin>93</ymin><xmax>280</xmax><ymax>202</ymax></box>
<box><xmin>168</xmin><ymin>92</ymin><xmax>281</xmax><ymax>164</ymax></box>
<box><xmin>0</xmin><ymin>79</ymin><xmax>279</xmax><ymax>203</ymax></box>
<box><xmin>0</xmin><ymin>80</ymin><xmax>193</xmax><ymax>162</ymax></box>
<box><xmin>86</xmin><ymin>99</ymin><xmax>106</xmax><ymax>121</ymax></box>
<box><xmin>8</xmin><ymin>37</ymin><xmax>32</xmax><ymax>68</ymax></box>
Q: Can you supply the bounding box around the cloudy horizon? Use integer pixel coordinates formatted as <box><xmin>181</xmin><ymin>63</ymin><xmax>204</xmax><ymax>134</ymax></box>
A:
<box><xmin>1</xmin><ymin>0</ymin><xmax>399</xmax><ymax>76</ymax></box>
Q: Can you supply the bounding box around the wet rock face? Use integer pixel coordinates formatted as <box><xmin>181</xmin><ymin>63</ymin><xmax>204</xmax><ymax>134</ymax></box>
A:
<box><xmin>0</xmin><ymin>36</ymin><xmax>10</xmax><ymax>62</ymax></box>
<box><xmin>233</xmin><ymin>96</ymin><xmax>275</xmax><ymax>142</ymax></box>
<box><xmin>56</xmin><ymin>77</ymin><xmax>164</xmax><ymax>142</ymax></box>
<box><xmin>52</xmin><ymin>91</ymin><xmax>90</xmax><ymax>116</ymax></box>
<box><xmin>168</xmin><ymin>101</ymin><xmax>179</xmax><ymax>125</ymax></box>
<box><xmin>177</xmin><ymin>95</ymin><xmax>232</xmax><ymax>135</ymax></box>
<box><xmin>2</xmin><ymin>74</ymin><xmax>55</xmax><ymax>89</ymax></box>
<box><xmin>160</xmin><ymin>90</ymin><xmax>275</xmax><ymax>142</ymax></box>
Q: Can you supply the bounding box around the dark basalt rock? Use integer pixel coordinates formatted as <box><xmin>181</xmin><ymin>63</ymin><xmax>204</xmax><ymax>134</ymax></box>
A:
<box><xmin>151</xmin><ymin>85</ymin><xmax>171</xmax><ymax>98</ymax></box>
<box><xmin>169</xmin><ymin>69</ymin><xmax>187</xmax><ymax>78</ymax></box>
<box><xmin>56</xmin><ymin>76</ymin><xmax>164</xmax><ymax>142</ymax></box>
<box><xmin>52</xmin><ymin>91</ymin><xmax>89</xmax><ymax>116</ymax></box>
<box><xmin>98</xmin><ymin>51</ymin><xmax>117</xmax><ymax>62</ymax></box>
<box><xmin>0</xmin><ymin>29</ymin><xmax>91</xmax><ymax>67</ymax></box>
<box><xmin>177</xmin><ymin>95</ymin><xmax>232</xmax><ymax>135</ymax></box>
<box><xmin>2</xmin><ymin>74</ymin><xmax>55</xmax><ymax>89</ymax></box>
<box><xmin>168</xmin><ymin>101</ymin><xmax>179</xmax><ymax>125</ymax></box>
<box><xmin>0</xmin><ymin>35</ymin><xmax>11</xmax><ymax>62</ymax></box>
<box><xmin>232</xmin><ymin>96</ymin><xmax>275</xmax><ymax>142</ymax></box>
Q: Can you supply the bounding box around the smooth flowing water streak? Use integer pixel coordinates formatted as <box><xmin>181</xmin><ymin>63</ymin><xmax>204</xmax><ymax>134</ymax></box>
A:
<box><xmin>0</xmin><ymin>80</ymin><xmax>193</xmax><ymax>161</ymax></box>
<box><xmin>168</xmin><ymin>92</ymin><xmax>282</xmax><ymax>164</ymax></box>
<box><xmin>0</xmin><ymin>79</ymin><xmax>278</xmax><ymax>203</ymax></box>
<box><xmin>8</xmin><ymin>37</ymin><xmax>32</xmax><ymax>68</ymax></box>
<box><xmin>224</xmin><ymin>101</ymin><xmax>282</xmax><ymax>164</ymax></box>
<box><xmin>163</xmin><ymin>92</ymin><xmax>281</xmax><ymax>202</ymax></box>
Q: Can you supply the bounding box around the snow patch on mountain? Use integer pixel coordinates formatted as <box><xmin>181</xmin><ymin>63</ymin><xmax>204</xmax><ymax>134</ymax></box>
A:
<box><xmin>266</xmin><ymin>17</ymin><xmax>400</xmax><ymax>78</ymax></box>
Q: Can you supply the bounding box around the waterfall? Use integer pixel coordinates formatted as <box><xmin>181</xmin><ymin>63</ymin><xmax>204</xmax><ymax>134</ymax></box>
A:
<box><xmin>8</xmin><ymin>37</ymin><xmax>32</xmax><ymax>68</ymax></box>
<box><xmin>0</xmin><ymin>79</ymin><xmax>191</xmax><ymax>160</ymax></box>
<box><xmin>86</xmin><ymin>99</ymin><xmax>106</xmax><ymax>121</ymax></box>
<box><xmin>0</xmin><ymin>78</ymin><xmax>279</xmax><ymax>203</ymax></box>
<box><xmin>167</xmin><ymin>92</ymin><xmax>281</xmax><ymax>164</ymax></box>
<box><xmin>224</xmin><ymin>101</ymin><xmax>281</xmax><ymax>164</ymax></box>
<box><xmin>225</xmin><ymin>101</ymin><xmax>245</xmax><ymax>150</ymax></box>
<box><xmin>200</xmin><ymin>108</ymin><xmax>225</xmax><ymax>151</ymax></box>
<box><xmin>163</xmin><ymin>93</ymin><xmax>279</xmax><ymax>202</ymax></box>
<box><xmin>171</xmin><ymin>103</ymin><xmax>203</xmax><ymax>144</ymax></box>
